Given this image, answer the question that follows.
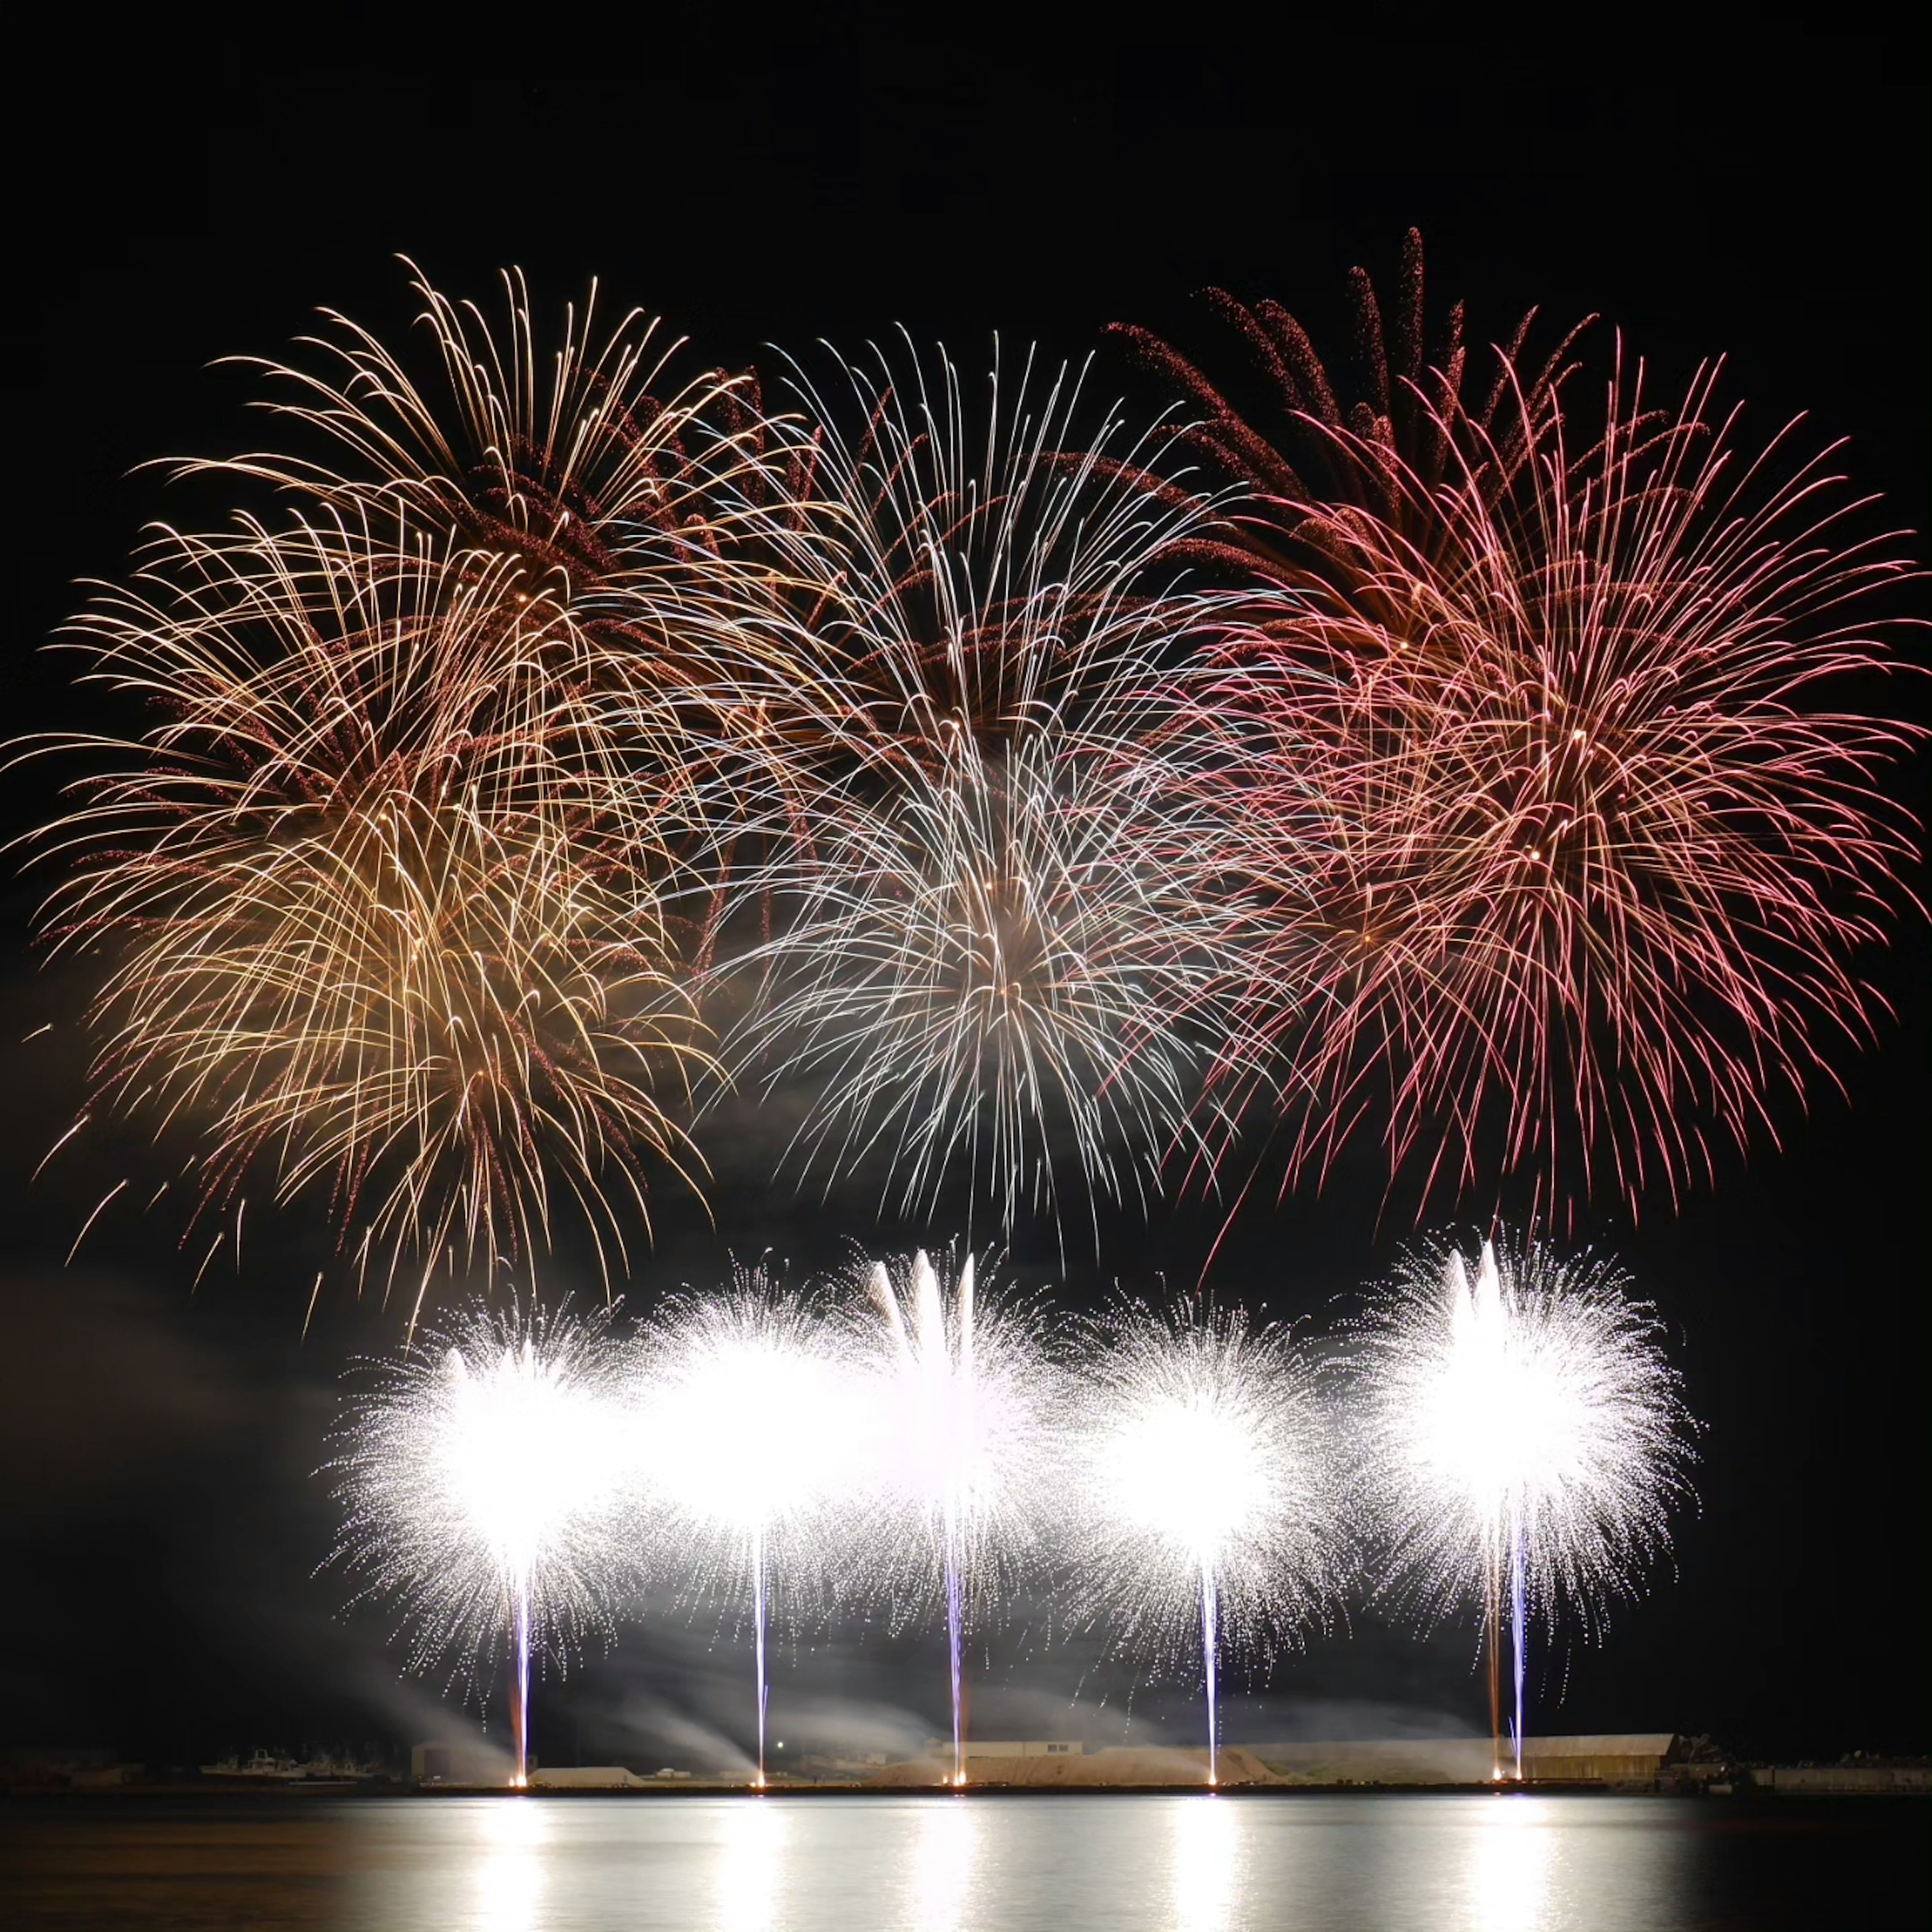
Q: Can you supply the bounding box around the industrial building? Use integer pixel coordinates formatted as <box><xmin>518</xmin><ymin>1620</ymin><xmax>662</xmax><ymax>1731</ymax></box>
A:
<box><xmin>1234</xmin><ymin>1734</ymin><xmax>1679</xmax><ymax>1787</ymax></box>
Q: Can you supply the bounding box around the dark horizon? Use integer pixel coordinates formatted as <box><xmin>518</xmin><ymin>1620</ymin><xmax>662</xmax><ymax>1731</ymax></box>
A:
<box><xmin>3</xmin><ymin>13</ymin><xmax>1925</xmax><ymax>1778</ymax></box>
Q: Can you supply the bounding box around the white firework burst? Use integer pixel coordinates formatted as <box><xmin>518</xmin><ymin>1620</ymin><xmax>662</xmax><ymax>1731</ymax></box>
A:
<box><xmin>328</xmin><ymin>1298</ymin><xmax>632</xmax><ymax>1783</ymax></box>
<box><xmin>1341</xmin><ymin>1232</ymin><xmax>1695</xmax><ymax>1774</ymax></box>
<box><xmin>1069</xmin><ymin>1297</ymin><xmax>1353</xmax><ymax>1781</ymax></box>
<box><xmin>716</xmin><ymin>341</ymin><xmax>1252</xmax><ymax>1243</ymax></box>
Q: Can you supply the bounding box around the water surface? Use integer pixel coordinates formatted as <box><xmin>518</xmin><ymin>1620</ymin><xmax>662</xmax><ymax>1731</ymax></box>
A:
<box><xmin>2</xmin><ymin>1791</ymin><xmax>1923</xmax><ymax>1930</ymax></box>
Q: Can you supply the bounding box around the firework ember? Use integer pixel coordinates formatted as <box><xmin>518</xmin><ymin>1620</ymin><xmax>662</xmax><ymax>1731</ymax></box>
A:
<box><xmin>13</xmin><ymin>265</ymin><xmax>850</xmax><ymax>1313</ymax></box>
<box><xmin>1166</xmin><ymin>320</ymin><xmax>1923</xmax><ymax>1220</ymax></box>
<box><xmin>330</xmin><ymin>1299</ymin><xmax>631</xmax><ymax>1786</ymax></box>
<box><xmin>1070</xmin><ymin>1298</ymin><xmax>1352</xmax><ymax>1782</ymax></box>
<box><xmin>716</xmin><ymin>342</ymin><xmax>1246</xmax><ymax>1245</ymax></box>
<box><xmin>846</xmin><ymin>1248</ymin><xmax>1066</xmax><ymax>1785</ymax></box>
<box><xmin>25</xmin><ymin>509</ymin><xmax>713</xmax><ymax>1316</ymax></box>
<box><xmin>1342</xmin><ymin>1233</ymin><xmax>1695</xmax><ymax>1778</ymax></box>
<box><xmin>626</xmin><ymin>1271</ymin><xmax>866</xmax><ymax>1785</ymax></box>
<box><xmin>1111</xmin><ymin>228</ymin><xmax>1590</xmax><ymax>569</ymax></box>
<box><xmin>190</xmin><ymin>256</ymin><xmax>798</xmax><ymax>770</ymax></box>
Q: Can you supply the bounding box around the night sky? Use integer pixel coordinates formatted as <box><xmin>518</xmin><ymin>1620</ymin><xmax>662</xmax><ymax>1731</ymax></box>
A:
<box><xmin>3</xmin><ymin>15</ymin><xmax>1925</xmax><ymax>1774</ymax></box>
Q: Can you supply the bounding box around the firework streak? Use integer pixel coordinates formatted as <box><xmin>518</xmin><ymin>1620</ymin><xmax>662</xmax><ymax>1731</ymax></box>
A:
<box><xmin>329</xmin><ymin>1299</ymin><xmax>632</xmax><ymax>1786</ymax></box>
<box><xmin>1341</xmin><ymin>1234</ymin><xmax>1695</xmax><ymax>1777</ymax></box>
<box><xmin>15</xmin><ymin>251</ymin><xmax>1922</xmax><ymax>1299</ymax></box>
<box><xmin>328</xmin><ymin>1235</ymin><xmax>1695</xmax><ymax>1785</ymax></box>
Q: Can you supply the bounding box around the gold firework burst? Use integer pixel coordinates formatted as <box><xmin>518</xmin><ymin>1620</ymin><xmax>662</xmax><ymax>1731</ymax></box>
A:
<box><xmin>29</xmin><ymin>508</ymin><xmax>714</xmax><ymax>1314</ymax></box>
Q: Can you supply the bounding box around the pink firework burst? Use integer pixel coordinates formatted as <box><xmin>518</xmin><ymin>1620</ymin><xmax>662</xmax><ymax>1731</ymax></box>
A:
<box><xmin>1175</xmin><ymin>340</ymin><xmax>1923</xmax><ymax>1221</ymax></box>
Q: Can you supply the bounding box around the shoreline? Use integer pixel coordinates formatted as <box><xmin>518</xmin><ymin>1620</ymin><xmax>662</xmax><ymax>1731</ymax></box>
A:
<box><xmin>8</xmin><ymin>1780</ymin><xmax>1926</xmax><ymax>1801</ymax></box>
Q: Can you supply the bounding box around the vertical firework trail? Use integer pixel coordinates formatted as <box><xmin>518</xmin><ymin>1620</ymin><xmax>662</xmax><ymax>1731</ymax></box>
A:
<box><xmin>878</xmin><ymin>1254</ymin><xmax>971</xmax><ymax>1785</ymax></box>
<box><xmin>511</xmin><ymin>1579</ymin><xmax>532</xmax><ymax>1785</ymax></box>
<box><xmin>628</xmin><ymin>1277</ymin><xmax>859</xmax><ymax>1788</ymax></box>
<box><xmin>752</xmin><ymin>1522</ymin><xmax>769</xmax><ymax>1784</ymax></box>
<box><xmin>853</xmin><ymin>1250</ymin><xmax>1059</xmax><ymax>1786</ymax></box>
<box><xmin>1479</xmin><ymin>1489</ymin><xmax>1532</xmax><ymax>1779</ymax></box>
<box><xmin>1347</xmin><ymin>1236</ymin><xmax>1694</xmax><ymax>1778</ymax></box>
<box><xmin>1510</xmin><ymin>1522</ymin><xmax>1528</xmax><ymax>1777</ymax></box>
<box><xmin>1071</xmin><ymin>1299</ymin><xmax>1348</xmax><ymax>1785</ymax></box>
<box><xmin>330</xmin><ymin>1302</ymin><xmax>630</xmax><ymax>1788</ymax></box>
<box><xmin>1199</xmin><ymin>1560</ymin><xmax>1221</xmax><ymax>1784</ymax></box>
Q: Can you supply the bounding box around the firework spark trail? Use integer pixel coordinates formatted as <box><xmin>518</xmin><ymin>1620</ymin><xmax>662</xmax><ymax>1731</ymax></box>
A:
<box><xmin>1069</xmin><ymin>1298</ymin><xmax>1351</xmax><ymax>1783</ymax></box>
<box><xmin>17</xmin><ymin>509</ymin><xmax>717</xmax><ymax>1317</ymax></box>
<box><xmin>1341</xmin><ymin>1233</ymin><xmax>1695</xmax><ymax>1778</ymax></box>
<box><xmin>1199</xmin><ymin>1560</ymin><xmax>1220</xmax><ymax>1781</ymax></box>
<box><xmin>715</xmin><ymin>340</ymin><xmax>1256</xmax><ymax>1247</ymax></box>
<box><xmin>202</xmin><ymin>260</ymin><xmax>754</xmax><ymax>544</ymax></box>
<box><xmin>12</xmin><ymin>264</ymin><xmax>848</xmax><ymax>1314</ymax></box>
<box><xmin>177</xmin><ymin>260</ymin><xmax>829</xmax><ymax>840</ymax></box>
<box><xmin>1510</xmin><ymin>1515</ymin><xmax>1527</xmax><ymax>1774</ymax></box>
<box><xmin>627</xmin><ymin>1272</ymin><xmax>866</xmax><ymax>1785</ymax></box>
<box><xmin>329</xmin><ymin>1299</ymin><xmax>632</xmax><ymax>1786</ymax></box>
<box><xmin>847</xmin><ymin>1248</ymin><xmax>1065</xmax><ymax>1785</ymax></box>
<box><xmin>1169</xmin><ymin>340</ymin><xmax>1924</xmax><ymax>1223</ymax></box>
<box><xmin>1110</xmin><ymin>229</ymin><xmax>1595</xmax><ymax>583</ymax></box>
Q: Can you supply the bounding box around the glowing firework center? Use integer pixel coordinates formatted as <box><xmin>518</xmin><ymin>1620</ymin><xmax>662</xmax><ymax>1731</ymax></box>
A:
<box><xmin>1102</xmin><ymin>1395</ymin><xmax>1273</xmax><ymax>1571</ymax></box>
<box><xmin>1352</xmin><ymin>1239</ymin><xmax>1692</xmax><ymax>1781</ymax></box>
<box><xmin>433</xmin><ymin>1343</ymin><xmax>626</xmax><ymax>1787</ymax></box>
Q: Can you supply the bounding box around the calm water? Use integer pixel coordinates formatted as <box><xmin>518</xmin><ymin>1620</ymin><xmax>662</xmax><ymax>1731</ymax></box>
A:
<box><xmin>2</xmin><ymin>1792</ymin><xmax>1925</xmax><ymax>1930</ymax></box>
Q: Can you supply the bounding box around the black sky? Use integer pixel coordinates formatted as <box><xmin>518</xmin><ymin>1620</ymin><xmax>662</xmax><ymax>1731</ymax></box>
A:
<box><xmin>2</xmin><ymin>12</ymin><xmax>1926</xmax><ymax>1770</ymax></box>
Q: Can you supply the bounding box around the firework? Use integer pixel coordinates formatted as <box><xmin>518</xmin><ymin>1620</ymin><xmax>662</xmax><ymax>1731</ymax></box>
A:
<box><xmin>1070</xmin><ymin>1299</ymin><xmax>1350</xmax><ymax>1782</ymax></box>
<box><xmin>190</xmin><ymin>257</ymin><xmax>802</xmax><ymax>774</ymax></box>
<box><xmin>845</xmin><ymin>1248</ymin><xmax>1065</xmax><ymax>1785</ymax></box>
<box><xmin>13</xmin><ymin>265</ymin><xmax>850</xmax><ymax>1312</ymax></box>
<box><xmin>330</xmin><ymin>1299</ymin><xmax>632</xmax><ymax>1785</ymax></box>
<box><xmin>1109</xmin><ymin>228</ymin><xmax>1590</xmax><ymax>571</ymax></box>
<box><xmin>1341</xmin><ymin>1233</ymin><xmax>1694</xmax><ymax>1777</ymax></box>
<box><xmin>715</xmin><ymin>341</ymin><xmax>1247</xmax><ymax>1244</ymax></box>
<box><xmin>24</xmin><ymin>509</ymin><xmax>713</xmax><ymax>1315</ymax></box>
<box><xmin>1173</xmin><ymin>343</ymin><xmax>1923</xmax><ymax>1220</ymax></box>
<box><xmin>627</xmin><ymin>1271</ymin><xmax>866</xmax><ymax>1784</ymax></box>
<box><xmin>168</xmin><ymin>259</ymin><xmax>833</xmax><ymax>867</ymax></box>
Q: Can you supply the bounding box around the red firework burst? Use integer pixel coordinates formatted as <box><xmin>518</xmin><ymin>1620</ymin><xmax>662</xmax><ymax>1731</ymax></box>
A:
<box><xmin>1174</xmin><ymin>338</ymin><xmax>1924</xmax><ymax>1222</ymax></box>
<box><xmin>1110</xmin><ymin>228</ymin><xmax>1591</xmax><ymax>580</ymax></box>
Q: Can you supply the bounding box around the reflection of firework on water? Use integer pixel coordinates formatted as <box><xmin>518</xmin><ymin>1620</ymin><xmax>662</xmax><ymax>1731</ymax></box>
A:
<box><xmin>846</xmin><ymin>1247</ymin><xmax>1065</xmax><ymax>1785</ymax></box>
<box><xmin>628</xmin><ymin>1270</ymin><xmax>866</xmax><ymax>1784</ymax></box>
<box><xmin>330</xmin><ymin>1298</ymin><xmax>631</xmax><ymax>1786</ymax></box>
<box><xmin>721</xmin><ymin>343</ymin><xmax>1246</xmax><ymax>1241</ymax></box>
<box><xmin>1070</xmin><ymin>1298</ymin><xmax>1351</xmax><ymax>1783</ymax></box>
<box><xmin>1172</xmin><ymin>337</ymin><xmax>1924</xmax><ymax>1219</ymax></box>
<box><xmin>1342</xmin><ymin>1233</ymin><xmax>1694</xmax><ymax>1777</ymax></box>
<box><xmin>27</xmin><ymin>510</ymin><xmax>713</xmax><ymax>1313</ymax></box>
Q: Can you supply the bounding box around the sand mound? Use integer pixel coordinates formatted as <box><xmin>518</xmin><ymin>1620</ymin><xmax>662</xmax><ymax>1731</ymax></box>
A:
<box><xmin>871</xmin><ymin>1747</ymin><xmax>1272</xmax><ymax>1788</ymax></box>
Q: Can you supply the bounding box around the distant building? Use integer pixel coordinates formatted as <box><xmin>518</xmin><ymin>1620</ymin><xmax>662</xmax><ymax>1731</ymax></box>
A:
<box><xmin>529</xmin><ymin>1766</ymin><xmax>655</xmax><ymax>1789</ymax></box>
<box><xmin>1751</xmin><ymin>1764</ymin><xmax>1932</xmax><ymax>1794</ymax></box>
<box><xmin>2</xmin><ymin>1747</ymin><xmax>141</xmax><ymax>1792</ymax></box>
<box><xmin>956</xmin><ymin>1741</ymin><xmax>1083</xmax><ymax>1761</ymax></box>
<box><xmin>797</xmin><ymin>1752</ymin><xmax>887</xmax><ymax>1776</ymax></box>
<box><xmin>411</xmin><ymin>1740</ymin><xmax>515</xmax><ymax>1786</ymax></box>
<box><xmin>1250</xmin><ymin>1734</ymin><xmax>1678</xmax><ymax>1787</ymax></box>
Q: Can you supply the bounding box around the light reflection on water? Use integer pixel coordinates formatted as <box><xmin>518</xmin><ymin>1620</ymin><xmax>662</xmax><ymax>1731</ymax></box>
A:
<box><xmin>1170</xmin><ymin>1788</ymin><xmax>1239</xmax><ymax>1930</ymax></box>
<box><xmin>714</xmin><ymin>1795</ymin><xmax>786</xmax><ymax>1932</ymax></box>
<box><xmin>471</xmin><ymin>1793</ymin><xmax>549</xmax><ymax>1932</ymax></box>
<box><xmin>1464</xmin><ymin>1794</ymin><xmax>1561</xmax><ymax>1932</ymax></box>
<box><xmin>3</xmin><ymin>1791</ymin><xmax>1923</xmax><ymax>1931</ymax></box>
<box><xmin>905</xmin><ymin>1794</ymin><xmax>974</xmax><ymax>1931</ymax></box>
